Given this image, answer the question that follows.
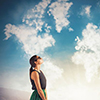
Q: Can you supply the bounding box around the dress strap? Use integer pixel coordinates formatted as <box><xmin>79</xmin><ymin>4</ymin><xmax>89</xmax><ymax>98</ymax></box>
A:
<box><xmin>32</xmin><ymin>69</ymin><xmax>41</xmax><ymax>74</ymax></box>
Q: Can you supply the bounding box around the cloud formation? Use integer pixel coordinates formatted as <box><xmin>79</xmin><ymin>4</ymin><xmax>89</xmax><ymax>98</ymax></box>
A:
<box><xmin>47</xmin><ymin>0</ymin><xmax>73</xmax><ymax>33</ymax></box>
<box><xmin>4</xmin><ymin>24</ymin><xmax>55</xmax><ymax>55</ymax></box>
<box><xmin>72</xmin><ymin>23</ymin><xmax>100</xmax><ymax>82</ymax></box>
<box><xmin>80</xmin><ymin>5</ymin><xmax>92</xmax><ymax>17</ymax></box>
<box><xmin>22</xmin><ymin>0</ymin><xmax>51</xmax><ymax>31</ymax></box>
<box><xmin>4</xmin><ymin>0</ymin><xmax>55</xmax><ymax>55</ymax></box>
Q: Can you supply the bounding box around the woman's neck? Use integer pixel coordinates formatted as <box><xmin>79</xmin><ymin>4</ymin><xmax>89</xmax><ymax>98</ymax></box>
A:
<box><xmin>34</xmin><ymin>65</ymin><xmax>41</xmax><ymax>72</ymax></box>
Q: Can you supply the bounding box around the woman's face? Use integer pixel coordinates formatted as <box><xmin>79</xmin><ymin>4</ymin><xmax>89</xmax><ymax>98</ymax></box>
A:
<box><xmin>35</xmin><ymin>56</ymin><xmax>43</xmax><ymax>65</ymax></box>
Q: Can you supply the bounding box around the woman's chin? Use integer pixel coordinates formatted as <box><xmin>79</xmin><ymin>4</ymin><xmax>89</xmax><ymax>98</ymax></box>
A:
<box><xmin>41</xmin><ymin>61</ymin><xmax>43</xmax><ymax>64</ymax></box>
<box><xmin>40</xmin><ymin>59</ymin><xmax>43</xmax><ymax>64</ymax></box>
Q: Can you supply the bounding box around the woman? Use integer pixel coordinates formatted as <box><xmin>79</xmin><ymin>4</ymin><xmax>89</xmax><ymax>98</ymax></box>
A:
<box><xmin>29</xmin><ymin>55</ymin><xmax>48</xmax><ymax>100</ymax></box>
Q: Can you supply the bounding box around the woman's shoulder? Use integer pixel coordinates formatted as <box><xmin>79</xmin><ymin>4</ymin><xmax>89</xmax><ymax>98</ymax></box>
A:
<box><xmin>31</xmin><ymin>70</ymin><xmax>40</xmax><ymax>80</ymax></box>
<box><xmin>32</xmin><ymin>69</ymin><xmax>41</xmax><ymax>74</ymax></box>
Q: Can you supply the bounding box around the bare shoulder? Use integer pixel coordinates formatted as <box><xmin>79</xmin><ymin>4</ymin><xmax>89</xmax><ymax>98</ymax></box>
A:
<box><xmin>31</xmin><ymin>71</ymin><xmax>39</xmax><ymax>80</ymax></box>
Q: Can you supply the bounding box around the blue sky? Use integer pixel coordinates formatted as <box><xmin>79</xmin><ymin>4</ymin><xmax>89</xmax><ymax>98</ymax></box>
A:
<box><xmin>0</xmin><ymin>0</ymin><xmax>100</xmax><ymax>100</ymax></box>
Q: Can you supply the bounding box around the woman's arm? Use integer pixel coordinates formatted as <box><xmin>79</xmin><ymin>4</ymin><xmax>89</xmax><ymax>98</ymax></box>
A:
<box><xmin>31</xmin><ymin>71</ymin><xmax>47</xmax><ymax>100</ymax></box>
<box><xmin>45</xmin><ymin>88</ymin><xmax>48</xmax><ymax>100</ymax></box>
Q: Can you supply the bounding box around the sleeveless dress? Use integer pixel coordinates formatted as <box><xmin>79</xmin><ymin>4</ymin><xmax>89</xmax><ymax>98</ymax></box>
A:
<box><xmin>30</xmin><ymin>69</ymin><xmax>47</xmax><ymax>100</ymax></box>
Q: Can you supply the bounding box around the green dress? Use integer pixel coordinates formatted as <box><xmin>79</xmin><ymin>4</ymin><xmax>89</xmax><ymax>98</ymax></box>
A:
<box><xmin>30</xmin><ymin>89</ymin><xmax>46</xmax><ymax>100</ymax></box>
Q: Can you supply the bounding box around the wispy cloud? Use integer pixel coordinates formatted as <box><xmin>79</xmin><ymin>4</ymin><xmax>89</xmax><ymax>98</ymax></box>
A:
<box><xmin>80</xmin><ymin>5</ymin><xmax>92</xmax><ymax>17</ymax></box>
<box><xmin>47</xmin><ymin>0</ymin><xmax>73</xmax><ymax>33</ymax></box>
<box><xmin>69</xmin><ymin>27</ymin><xmax>74</xmax><ymax>32</ymax></box>
<box><xmin>72</xmin><ymin>23</ymin><xmax>100</xmax><ymax>82</ymax></box>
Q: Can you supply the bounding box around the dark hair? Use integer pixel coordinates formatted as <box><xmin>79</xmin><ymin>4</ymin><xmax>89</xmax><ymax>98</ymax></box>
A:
<box><xmin>29</xmin><ymin>55</ymin><xmax>38</xmax><ymax>68</ymax></box>
<box><xmin>29</xmin><ymin>55</ymin><xmax>37</xmax><ymax>77</ymax></box>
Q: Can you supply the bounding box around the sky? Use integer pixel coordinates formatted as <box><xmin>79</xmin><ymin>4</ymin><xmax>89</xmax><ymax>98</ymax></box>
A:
<box><xmin>0</xmin><ymin>0</ymin><xmax>100</xmax><ymax>100</ymax></box>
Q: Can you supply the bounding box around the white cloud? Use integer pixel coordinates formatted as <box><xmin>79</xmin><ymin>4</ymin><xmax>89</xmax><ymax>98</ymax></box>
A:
<box><xmin>69</xmin><ymin>27</ymin><xmax>74</xmax><ymax>32</ymax></box>
<box><xmin>72</xmin><ymin>23</ymin><xmax>100</xmax><ymax>82</ymax></box>
<box><xmin>80</xmin><ymin>5</ymin><xmax>92</xmax><ymax>17</ymax></box>
<box><xmin>47</xmin><ymin>0</ymin><xmax>73</xmax><ymax>33</ymax></box>
<box><xmin>22</xmin><ymin>0</ymin><xmax>51</xmax><ymax>32</ymax></box>
<box><xmin>85</xmin><ymin>6</ymin><xmax>91</xmax><ymax>17</ymax></box>
<box><xmin>4</xmin><ymin>24</ymin><xmax>55</xmax><ymax>55</ymax></box>
<box><xmin>44</xmin><ymin>23</ymin><xmax>52</xmax><ymax>33</ymax></box>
